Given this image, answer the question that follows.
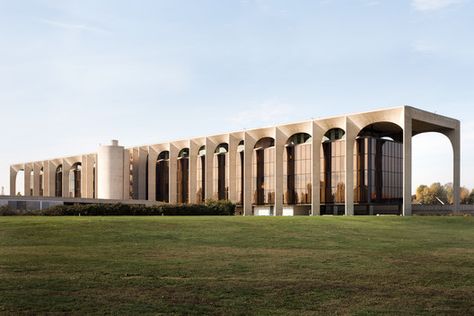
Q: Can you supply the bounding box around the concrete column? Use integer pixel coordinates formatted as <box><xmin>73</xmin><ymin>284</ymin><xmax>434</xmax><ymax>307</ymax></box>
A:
<box><xmin>148</xmin><ymin>148</ymin><xmax>158</xmax><ymax>202</ymax></box>
<box><xmin>403</xmin><ymin>113</ymin><xmax>412</xmax><ymax>216</ymax></box>
<box><xmin>243</xmin><ymin>133</ymin><xmax>256</xmax><ymax>216</ymax></box>
<box><xmin>97</xmin><ymin>141</ymin><xmax>125</xmax><ymax>200</ymax></box>
<box><xmin>123</xmin><ymin>150</ymin><xmax>131</xmax><ymax>200</ymax></box>
<box><xmin>446</xmin><ymin>125</ymin><xmax>461</xmax><ymax>213</ymax></box>
<box><xmin>205</xmin><ymin>138</ymin><xmax>216</xmax><ymax>201</ymax></box>
<box><xmin>344</xmin><ymin>117</ymin><xmax>357</xmax><ymax>216</ymax></box>
<box><xmin>24</xmin><ymin>164</ymin><xmax>32</xmax><ymax>197</ymax></box>
<box><xmin>311</xmin><ymin>122</ymin><xmax>324</xmax><ymax>215</ymax></box>
<box><xmin>169</xmin><ymin>144</ymin><xmax>178</xmax><ymax>204</ymax></box>
<box><xmin>228</xmin><ymin>135</ymin><xmax>238</xmax><ymax>202</ymax></box>
<box><xmin>33</xmin><ymin>164</ymin><xmax>41</xmax><ymax>196</ymax></box>
<box><xmin>43</xmin><ymin>162</ymin><xmax>50</xmax><ymax>197</ymax></box>
<box><xmin>189</xmin><ymin>141</ymin><xmax>198</xmax><ymax>204</ymax></box>
<box><xmin>62</xmin><ymin>160</ymin><xmax>71</xmax><ymax>198</ymax></box>
<box><xmin>81</xmin><ymin>155</ymin><xmax>90</xmax><ymax>198</ymax></box>
<box><xmin>9</xmin><ymin>167</ymin><xmax>17</xmax><ymax>196</ymax></box>
<box><xmin>274</xmin><ymin>127</ymin><xmax>285</xmax><ymax>216</ymax></box>
<box><xmin>137</xmin><ymin>147</ymin><xmax>148</xmax><ymax>200</ymax></box>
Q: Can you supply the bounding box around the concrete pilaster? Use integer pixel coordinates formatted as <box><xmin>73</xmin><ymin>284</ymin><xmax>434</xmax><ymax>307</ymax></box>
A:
<box><xmin>62</xmin><ymin>160</ymin><xmax>71</xmax><ymax>198</ymax></box>
<box><xmin>344</xmin><ymin>117</ymin><xmax>357</xmax><ymax>216</ymax></box>
<box><xmin>33</xmin><ymin>164</ymin><xmax>41</xmax><ymax>196</ymax></box>
<box><xmin>311</xmin><ymin>122</ymin><xmax>324</xmax><ymax>215</ymax></box>
<box><xmin>243</xmin><ymin>133</ymin><xmax>256</xmax><ymax>215</ymax></box>
<box><xmin>205</xmin><ymin>138</ymin><xmax>216</xmax><ymax>201</ymax></box>
<box><xmin>446</xmin><ymin>125</ymin><xmax>461</xmax><ymax>213</ymax></box>
<box><xmin>403</xmin><ymin>112</ymin><xmax>412</xmax><ymax>216</ymax></box>
<box><xmin>228</xmin><ymin>135</ymin><xmax>238</xmax><ymax>203</ymax></box>
<box><xmin>169</xmin><ymin>144</ymin><xmax>178</xmax><ymax>204</ymax></box>
<box><xmin>10</xmin><ymin>167</ymin><xmax>17</xmax><ymax>196</ymax></box>
<box><xmin>274</xmin><ymin>127</ymin><xmax>285</xmax><ymax>216</ymax></box>
<box><xmin>189</xmin><ymin>141</ymin><xmax>198</xmax><ymax>204</ymax></box>
<box><xmin>24</xmin><ymin>164</ymin><xmax>32</xmax><ymax>197</ymax></box>
<box><xmin>148</xmin><ymin>148</ymin><xmax>158</xmax><ymax>202</ymax></box>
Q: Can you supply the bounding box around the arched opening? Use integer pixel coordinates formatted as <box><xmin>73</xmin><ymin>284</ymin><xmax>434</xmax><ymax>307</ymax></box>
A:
<box><xmin>177</xmin><ymin>148</ymin><xmax>189</xmax><ymax>204</ymax></box>
<box><xmin>214</xmin><ymin>143</ymin><xmax>229</xmax><ymax>200</ymax></box>
<box><xmin>39</xmin><ymin>167</ymin><xmax>44</xmax><ymax>197</ymax></box>
<box><xmin>236</xmin><ymin>140</ymin><xmax>244</xmax><ymax>206</ymax></box>
<box><xmin>69</xmin><ymin>163</ymin><xmax>82</xmax><ymax>198</ymax></box>
<box><xmin>93</xmin><ymin>162</ymin><xmax>96</xmax><ymax>199</ymax></box>
<box><xmin>354</xmin><ymin>122</ymin><xmax>403</xmax><ymax>215</ymax></box>
<box><xmin>15</xmin><ymin>169</ymin><xmax>25</xmax><ymax>196</ymax></box>
<box><xmin>284</xmin><ymin>133</ymin><xmax>312</xmax><ymax>208</ymax></box>
<box><xmin>29</xmin><ymin>170</ymin><xmax>34</xmax><ymax>196</ymax></box>
<box><xmin>129</xmin><ymin>151</ymin><xmax>135</xmax><ymax>199</ymax></box>
<box><xmin>156</xmin><ymin>151</ymin><xmax>170</xmax><ymax>202</ymax></box>
<box><xmin>321</xmin><ymin>128</ymin><xmax>345</xmax><ymax>215</ymax></box>
<box><xmin>253</xmin><ymin>137</ymin><xmax>275</xmax><ymax>207</ymax></box>
<box><xmin>196</xmin><ymin>146</ymin><xmax>206</xmax><ymax>203</ymax></box>
<box><xmin>412</xmin><ymin>132</ymin><xmax>453</xmax><ymax>205</ymax></box>
<box><xmin>55</xmin><ymin>165</ymin><xmax>63</xmax><ymax>197</ymax></box>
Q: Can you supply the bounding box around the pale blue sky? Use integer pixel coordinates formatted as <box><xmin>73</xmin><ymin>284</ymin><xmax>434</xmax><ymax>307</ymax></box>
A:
<box><xmin>1</xmin><ymin>0</ymin><xmax>473</xmax><ymax>194</ymax></box>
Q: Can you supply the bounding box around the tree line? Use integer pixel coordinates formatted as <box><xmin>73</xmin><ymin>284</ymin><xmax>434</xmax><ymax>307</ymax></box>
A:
<box><xmin>414</xmin><ymin>183</ymin><xmax>474</xmax><ymax>205</ymax></box>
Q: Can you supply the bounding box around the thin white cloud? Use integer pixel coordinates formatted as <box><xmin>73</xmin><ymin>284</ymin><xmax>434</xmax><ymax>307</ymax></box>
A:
<box><xmin>40</xmin><ymin>18</ymin><xmax>109</xmax><ymax>34</ymax></box>
<box><xmin>412</xmin><ymin>0</ymin><xmax>464</xmax><ymax>11</ymax></box>
<box><xmin>230</xmin><ymin>100</ymin><xmax>294</xmax><ymax>128</ymax></box>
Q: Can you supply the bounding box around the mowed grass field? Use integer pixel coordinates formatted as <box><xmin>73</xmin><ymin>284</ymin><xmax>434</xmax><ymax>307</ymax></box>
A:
<box><xmin>0</xmin><ymin>216</ymin><xmax>473</xmax><ymax>315</ymax></box>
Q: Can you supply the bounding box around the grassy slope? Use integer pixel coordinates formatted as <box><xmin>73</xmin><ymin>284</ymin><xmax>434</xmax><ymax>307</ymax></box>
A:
<box><xmin>0</xmin><ymin>216</ymin><xmax>473</xmax><ymax>315</ymax></box>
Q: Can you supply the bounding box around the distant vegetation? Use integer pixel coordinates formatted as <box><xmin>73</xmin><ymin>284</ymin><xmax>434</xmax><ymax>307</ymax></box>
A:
<box><xmin>414</xmin><ymin>182</ymin><xmax>474</xmax><ymax>205</ymax></box>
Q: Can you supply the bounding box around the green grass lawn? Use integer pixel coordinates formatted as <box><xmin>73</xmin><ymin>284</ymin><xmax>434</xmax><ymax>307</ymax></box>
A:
<box><xmin>0</xmin><ymin>216</ymin><xmax>473</xmax><ymax>315</ymax></box>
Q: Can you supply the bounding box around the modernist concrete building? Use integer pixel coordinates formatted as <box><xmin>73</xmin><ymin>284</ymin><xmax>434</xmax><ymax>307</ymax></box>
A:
<box><xmin>9</xmin><ymin>106</ymin><xmax>461</xmax><ymax>216</ymax></box>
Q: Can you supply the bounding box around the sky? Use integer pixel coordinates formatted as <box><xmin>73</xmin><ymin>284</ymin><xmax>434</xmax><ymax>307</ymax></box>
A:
<box><xmin>1</xmin><ymin>0</ymin><xmax>473</xmax><ymax>195</ymax></box>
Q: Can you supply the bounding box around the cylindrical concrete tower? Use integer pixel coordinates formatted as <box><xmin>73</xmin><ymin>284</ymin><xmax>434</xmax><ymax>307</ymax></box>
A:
<box><xmin>97</xmin><ymin>140</ymin><xmax>125</xmax><ymax>200</ymax></box>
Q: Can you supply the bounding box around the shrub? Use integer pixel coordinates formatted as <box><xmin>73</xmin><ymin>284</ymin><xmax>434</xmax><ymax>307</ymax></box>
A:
<box><xmin>38</xmin><ymin>200</ymin><xmax>236</xmax><ymax>216</ymax></box>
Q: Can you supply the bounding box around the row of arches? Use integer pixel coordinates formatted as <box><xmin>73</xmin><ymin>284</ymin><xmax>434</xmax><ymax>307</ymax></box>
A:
<box><xmin>131</xmin><ymin>122</ymin><xmax>406</xmax><ymax>213</ymax></box>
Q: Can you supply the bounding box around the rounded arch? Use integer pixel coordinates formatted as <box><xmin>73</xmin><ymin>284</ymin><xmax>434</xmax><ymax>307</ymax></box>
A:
<box><xmin>353</xmin><ymin>122</ymin><xmax>403</xmax><ymax>214</ymax></box>
<box><xmin>236</xmin><ymin>140</ymin><xmax>245</xmax><ymax>205</ymax></box>
<box><xmin>156</xmin><ymin>151</ymin><xmax>170</xmax><ymax>202</ymax></box>
<box><xmin>412</xmin><ymin>132</ymin><xmax>453</xmax><ymax>204</ymax></box>
<box><xmin>39</xmin><ymin>167</ymin><xmax>44</xmax><ymax>197</ymax></box>
<box><xmin>323</xmin><ymin>128</ymin><xmax>345</xmax><ymax>142</ymax></box>
<box><xmin>177</xmin><ymin>148</ymin><xmax>189</xmax><ymax>203</ymax></box>
<box><xmin>69</xmin><ymin>163</ymin><xmax>82</xmax><ymax>198</ymax></box>
<box><xmin>214</xmin><ymin>143</ymin><xmax>229</xmax><ymax>201</ymax></box>
<box><xmin>284</xmin><ymin>133</ymin><xmax>312</xmax><ymax>206</ymax></box>
<box><xmin>15</xmin><ymin>169</ymin><xmax>25</xmax><ymax>196</ymax></box>
<box><xmin>196</xmin><ymin>146</ymin><xmax>206</xmax><ymax>203</ymax></box>
<box><xmin>215</xmin><ymin>143</ymin><xmax>228</xmax><ymax>154</ymax></box>
<box><xmin>253</xmin><ymin>137</ymin><xmax>276</xmax><ymax>206</ymax></box>
<box><xmin>55</xmin><ymin>165</ymin><xmax>63</xmax><ymax>197</ymax></box>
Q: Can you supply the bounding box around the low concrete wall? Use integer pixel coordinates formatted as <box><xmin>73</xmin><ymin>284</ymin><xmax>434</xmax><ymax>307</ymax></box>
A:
<box><xmin>412</xmin><ymin>204</ymin><xmax>474</xmax><ymax>215</ymax></box>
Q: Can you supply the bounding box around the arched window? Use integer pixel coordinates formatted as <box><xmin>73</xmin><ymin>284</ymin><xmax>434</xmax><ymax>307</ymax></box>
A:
<box><xmin>196</xmin><ymin>146</ymin><xmax>206</xmax><ymax>203</ymax></box>
<box><xmin>321</xmin><ymin>128</ymin><xmax>346</xmax><ymax>209</ymax></box>
<box><xmin>55</xmin><ymin>165</ymin><xmax>63</xmax><ymax>197</ymax></box>
<box><xmin>156</xmin><ymin>151</ymin><xmax>170</xmax><ymax>202</ymax></box>
<box><xmin>284</xmin><ymin>133</ymin><xmax>312</xmax><ymax>205</ymax></box>
<box><xmin>29</xmin><ymin>170</ymin><xmax>34</xmax><ymax>196</ymax></box>
<box><xmin>177</xmin><ymin>148</ymin><xmax>189</xmax><ymax>203</ymax></box>
<box><xmin>214</xmin><ymin>143</ymin><xmax>229</xmax><ymax>200</ymax></box>
<box><xmin>236</xmin><ymin>140</ymin><xmax>244</xmax><ymax>205</ymax></box>
<box><xmin>69</xmin><ymin>163</ymin><xmax>82</xmax><ymax>198</ymax></box>
<box><xmin>253</xmin><ymin>137</ymin><xmax>275</xmax><ymax>205</ymax></box>
<box><xmin>355</xmin><ymin>122</ymin><xmax>403</xmax><ymax>207</ymax></box>
<box><xmin>39</xmin><ymin>167</ymin><xmax>44</xmax><ymax>197</ymax></box>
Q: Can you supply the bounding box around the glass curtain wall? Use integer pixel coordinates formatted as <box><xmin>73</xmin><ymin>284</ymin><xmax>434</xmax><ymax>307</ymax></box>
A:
<box><xmin>284</xmin><ymin>133</ymin><xmax>312</xmax><ymax>205</ymax></box>
<box><xmin>55</xmin><ymin>165</ymin><xmax>62</xmax><ymax>197</ymax></box>
<box><xmin>320</xmin><ymin>128</ymin><xmax>346</xmax><ymax>206</ymax></box>
<box><xmin>236</xmin><ymin>141</ymin><xmax>244</xmax><ymax>205</ymax></box>
<box><xmin>156</xmin><ymin>151</ymin><xmax>170</xmax><ymax>202</ymax></box>
<box><xmin>252</xmin><ymin>138</ymin><xmax>275</xmax><ymax>205</ymax></box>
<box><xmin>196</xmin><ymin>146</ymin><xmax>206</xmax><ymax>203</ymax></box>
<box><xmin>177</xmin><ymin>148</ymin><xmax>189</xmax><ymax>204</ymax></box>
<box><xmin>213</xmin><ymin>143</ymin><xmax>229</xmax><ymax>200</ymax></box>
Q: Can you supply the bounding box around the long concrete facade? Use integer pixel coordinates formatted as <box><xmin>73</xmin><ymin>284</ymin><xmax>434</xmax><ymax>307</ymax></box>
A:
<box><xmin>9</xmin><ymin>106</ymin><xmax>461</xmax><ymax>216</ymax></box>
